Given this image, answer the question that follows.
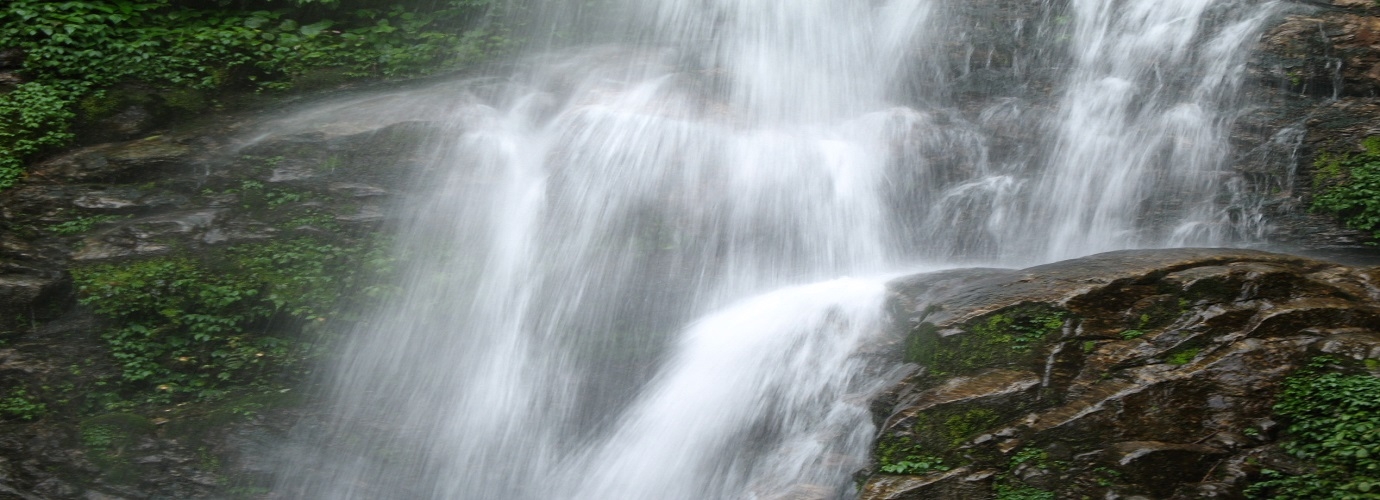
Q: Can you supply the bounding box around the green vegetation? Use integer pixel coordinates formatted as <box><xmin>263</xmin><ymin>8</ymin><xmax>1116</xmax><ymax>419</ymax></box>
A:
<box><xmin>1165</xmin><ymin>347</ymin><xmax>1201</xmax><ymax>366</ymax></box>
<box><xmin>47</xmin><ymin>214</ymin><xmax>129</xmax><ymax>235</ymax></box>
<box><xmin>1312</xmin><ymin>137</ymin><xmax>1380</xmax><ymax>241</ymax></box>
<box><xmin>993</xmin><ymin>484</ymin><xmax>1056</xmax><ymax>500</ymax></box>
<box><xmin>0</xmin><ymin>82</ymin><xmax>76</xmax><ymax>188</ymax></box>
<box><xmin>1247</xmin><ymin>359</ymin><xmax>1380</xmax><ymax>499</ymax></box>
<box><xmin>0</xmin><ymin>0</ymin><xmax>508</xmax><ymax>190</ymax></box>
<box><xmin>71</xmin><ymin>236</ymin><xmax>391</xmax><ymax>404</ymax></box>
<box><xmin>906</xmin><ymin>304</ymin><xmax>1068</xmax><ymax>375</ymax></box>
<box><xmin>986</xmin><ymin>447</ymin><xmax>1059</xmax><ymax>499</ymax></box>
<box><xmin>944</xmin><ymin>408</ymin><xmax>1000</xmax><ymax>446</ymax></box>
<box><xmin>1009</xmin><ymin>447</ymin><xmax>1049</xmax><ymax>468</ymax></box>
<box><xmin>1120</xmin><ymin>329</ymin><xmax>1145</xmax><ymax>340</ymax></box>
<box><xmin>876</xmin><ymin>436</ymin><xmax>952</xmax><ymax>475</ymax></box>
<box><xmin>0</xmin><ymin>388</ymin><xmax>47</xmax><ymax>421</ymax></box>
<box><xmin>971</xmin><ymin>307</ymin><xmax>1066</xmax><ymax>352</ymax></box>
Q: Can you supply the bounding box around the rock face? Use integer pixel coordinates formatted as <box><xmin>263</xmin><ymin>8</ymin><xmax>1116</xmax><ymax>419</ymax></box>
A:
<box><xmin>0</xmin><ymin>98</ymin><xmax>443</xmax><ymax>497</ymax></box>
<box><xmin>1238</xmin><ymin>0</ymin><xmax>1380</xmax><ymax>252</ymax></box>
<box><xmin>864</xmin><ymin>248</ymin><xmax>1380</xmax><ymax>499</ymax></box>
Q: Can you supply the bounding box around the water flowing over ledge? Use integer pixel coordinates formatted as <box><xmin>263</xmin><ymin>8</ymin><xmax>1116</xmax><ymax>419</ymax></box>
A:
<box><xmin>268</xmin><ymin>0</ymin><xmax>1286</xmax><ymax>498</ymax></box>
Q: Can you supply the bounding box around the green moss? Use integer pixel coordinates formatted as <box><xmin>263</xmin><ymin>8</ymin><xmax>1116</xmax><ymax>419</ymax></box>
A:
<box><xmin>79</xmin><ymin>413</ymin><xmax>155</xmax><ymax>484</ymax></box>
<box><xmin>78</xmin><ymin>90</ymin><xmax>124</xmax><ymax>119</ymax></box>
<box><xmin>945</xmin><ymin>408</ymin><xmax>1000</xmax><ymax>446</ymax></box>
<box><xmin>1120</xmin><ymin>329</ymin><xmax>1145</xmax><ymax>340</ymax></box>
<box><xmin>994</xmin><ymin>484</ymin><xmax>1055</xmax><ymax>500</ymax></box>
<box><xmin>80</xmin><ymin>413</ymin><xmax>155</xmax><ymax>450</ymax></box>
<box><xmin>1165</xmin><ymin>347</ymin><xmax>1201</xmax><ymax>366</ymax></box>
<box><xmin>70</xmin><ymin>235</ymin><xmax>393</xmax><ymax>403</ymax></box>
<box><xmin>907</xmin><ymin>304</ymin><xmax>1068</xmax><ymax>375</ymax></box>
<box><xmin>161</xmin><ymin>87</ymin><xmax>206</xmax><ymax>113</ymax></box>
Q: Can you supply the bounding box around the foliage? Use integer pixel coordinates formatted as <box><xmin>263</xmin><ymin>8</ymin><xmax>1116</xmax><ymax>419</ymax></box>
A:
<box><xmin>1165</xmin><ymin>347</ymin><xmax>1201</xmax><ymax>366</ymax></box>
<box><xmin>0</xmin><ymin>82</ymin><xmax>77</xmax><ymax>189</ymax></box>
<box><xmin>1313</xmin><ymin>137</ymin><xmax>1380</xmax><ymax>241</ymax></box>
<box><xmin>944</xmin><ymin>408</ymin><xmax>999</xmax><ymax>445</ymax></box>
<box><xmin>993</xmin><ymin>484</ymin><xmax>1056</xmax><ymax>500</ymax></box>
<box><xmin>970</xmin><ymin>307</ymin><xmax>1067</xmax><ymax>353</ymax></box>
<box><xmin>1246</xmin><ymin>362</ymin><xmax>1380</xmax><ymax>499</ymax></box>
<box><xmin>0</xmin><ymin>389</ymin><xmax>47</xmax><ymax>421</ymax></box>
<box><xmin>71</xmin><ymin>236</ymin><xmax>388</xmax><ymax>402</ymax></box>
<box><xmin>908</xmin><ymin>305</ymin><xmax>1069</xmax><ymax>375</ymax></box>
<box><xmin>1009</xmin><ymin>447</ymin><xmax>1049</xmax><ymax>468</ymax></box>
<box><xmin>876</xmin><ymin>436</ymin><xmax>952</xmax><ymax>475</ymax></box>
<box><xmin>1120</xmin><ymin>329</ymin><xmax>1145</xmax><ymax>340</ymax></box>
<box><xmin>47</xmin><ymin>214</ymin><xmax>129</xmax><ymax>235</ymax></box>
<box><xmin>1</xmin><ymin>0</ymin><xmax>504</xmax><ymax>88</ymax></box>
<box><xmin>0</xmin><ymin>0</ymin><xmax>506</xmax><ymax>190</ymax></box>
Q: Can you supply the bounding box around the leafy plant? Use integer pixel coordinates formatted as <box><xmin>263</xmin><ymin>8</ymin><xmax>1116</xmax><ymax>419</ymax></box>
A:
<box><xmin>1010</xmin><ymin>447</ymin><xmax>1049</xmax><ymax>468</ymax></box>
<box><xmin>0</xmin><ymin>82</ymin><xmax>76</xmax><ymax>189</ymax></box>
<box><xmin>944</xmin><ymin>408</ymin><xmax>999</xmax><ymax>445</ymax></box>
<box><xmin>71</xmin><ymin>235</ymin><xmax>390</xmax><ymax>402</ymax></box>
<box><xmin>1246</xmin><ymin>365</ymin><xmax>1380</xmax><ymax>498</ymax></box>
<box><xmin>971</xmin><ymin>308</ymin><xmax>1067</xmax><ymax>352</ymax></box>
<box><xmin>0</xmin><ymin>389</ymin><xmax>47</xmax><ymax>421</ymax></box>
<box><xmin>0</xmin><ymin>0</ymin><xmax>508</xmax><ymax>191</ymax></box>
<box><xmin>47</xmin><ymin>214</ymin><xmax>130</xmax><ymax>235</ymax></box>
<box><xmin>1313</xmin><ymin>137</ymin><xmax>1380</xmax><ymax>241</ymax></box>
<box><xmin>876</xmin><ymin>436</ymin><xmax>952</xmax><ymax>475</ymax></box>
<box><xmin>880</xmin><ymin>456</ymin><xmax>950</xmax><ymax>475</ymax></box>
<box><xmin>993</xmin><ymin>484</ymin><xmax>1056</xmax><ymax>500</ymax></box>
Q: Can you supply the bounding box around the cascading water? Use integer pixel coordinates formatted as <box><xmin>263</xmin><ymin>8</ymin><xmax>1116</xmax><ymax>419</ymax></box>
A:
<box><xmin>273</xmin><ymin>0</ymin><xmax>1280</xmax><ymax>498</ymax></box>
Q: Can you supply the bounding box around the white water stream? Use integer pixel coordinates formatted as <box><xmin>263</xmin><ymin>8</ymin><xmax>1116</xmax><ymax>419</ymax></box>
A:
<box><xmin>275</xmin><ymin>1</ymin><xmax>1279</xmax><ymax>498</ymax></box>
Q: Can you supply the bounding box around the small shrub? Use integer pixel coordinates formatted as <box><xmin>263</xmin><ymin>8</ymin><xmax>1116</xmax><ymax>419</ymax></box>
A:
<box><xmin>0</xmin><ymin>389</ymin><xmax>47</xmax><ymax>421</ymax></box>
<box><xmin>71</xmin><ymin>235</ymin><xmax>390</xmax><ymax>402</ymax></box>
<box><xmin>1246</xmin><ymin>366</ymin><xmax>1380</xmax><ymax>498</ymax></box>
<box><xmin>1312</xmin><ymin>137</ymin><xmax>1380</xmax><ymax>241</ymax></box>
<box><xmin>876</xmin><ymin>436</ymin><xmax>952</xmax><ymax>475</ymax></box>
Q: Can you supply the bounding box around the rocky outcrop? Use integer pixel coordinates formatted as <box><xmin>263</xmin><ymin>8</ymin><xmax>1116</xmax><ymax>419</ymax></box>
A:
<box><xmin>865</xmin><ymin>248</ymin><xmax>1380</xmax><ymax>499</ymax></box>
<box><xmin>0</xmin><ymin>100</ymin><xmax>443</xmax><ymax>498</ymax></box>
<box><xmin>1237</xmin><ymin>0</ymin><xmax>1380</xmax><ymax>252</ymax></box>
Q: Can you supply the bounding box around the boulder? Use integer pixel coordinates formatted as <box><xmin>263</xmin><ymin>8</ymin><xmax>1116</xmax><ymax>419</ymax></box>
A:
<box><xmin>865</xmin><ymin>248</ymin><xmax>1380</xmax><ymax>499</ymax></box>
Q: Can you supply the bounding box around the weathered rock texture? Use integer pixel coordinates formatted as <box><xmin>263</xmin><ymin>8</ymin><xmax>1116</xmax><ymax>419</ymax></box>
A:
<box><xmin>1240</xmin><ymin>0</ymin><xmax>1380</xmax><ymax>252</ymax></box>
<box><xmin>864</xmin><ymin>248</ymin><xmax>1380</xmax><ymax>499</ymax></box>
<box><xmin>0</xmin><ymin>99</ymin><xmax>442</xmax><ymax>498</ymax></box>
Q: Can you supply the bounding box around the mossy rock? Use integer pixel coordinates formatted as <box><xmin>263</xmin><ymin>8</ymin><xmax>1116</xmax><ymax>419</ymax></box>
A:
<box><xmin>906</xmin><ymin>304</ymin><xmax>1069</xmax><ymax>376</ymax></box>
<box><xmin>162</xmin><ymin>390</ymin><xmax>304</xmax><ymax>446</ymax></box>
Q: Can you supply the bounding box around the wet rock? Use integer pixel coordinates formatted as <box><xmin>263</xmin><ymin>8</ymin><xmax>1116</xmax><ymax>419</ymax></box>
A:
<box><xmin>0</xmin><ymin>49</ymin><xmax>23</xmax><ymax>69</ymax></box>
<box><xmin>865</xmin><ymin>248</ymin><xmax>1380</xmax><ymax>499</ymax></box>
<box><xmin>1237</xmin><ymin>2</ymin><xmax>1380</xmax><ymax>250</ymax></box>
<box><xmin>1106</xmin><ymin>441</ymin><xmax>1228</xmax><ymax>497</ymax></box>
<box><xmin>71</xmin><ymin>210</ymin><xmax>222</xmax><ymax>261</ymax></box>
<box><xmin>0</xmin><ymin>270</ymin><xmax>68</xmax><ymax>334</ymax></box>
<box><xmin>30</xmin><ymin>137</ymin><xmax>195</xmax><ymax>184</ymax></box>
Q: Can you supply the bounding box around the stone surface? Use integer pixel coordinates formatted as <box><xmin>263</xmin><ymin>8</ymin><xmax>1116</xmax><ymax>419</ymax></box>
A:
<box><xmin>864</xmin><ymin>248</ymin><xmax>1380</xmax><ymax>499</ymax></box>
<box><xmin>0</xmin><ymin>85</ymin><xmax>441</xmax><ymax>498</ymax></box>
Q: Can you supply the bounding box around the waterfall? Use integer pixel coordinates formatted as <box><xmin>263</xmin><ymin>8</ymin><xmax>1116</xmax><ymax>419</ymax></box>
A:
<box><xmin>273</xmin><ymin>0</ymin><xmax>1280</xmax><ymax>498</ymax></box>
